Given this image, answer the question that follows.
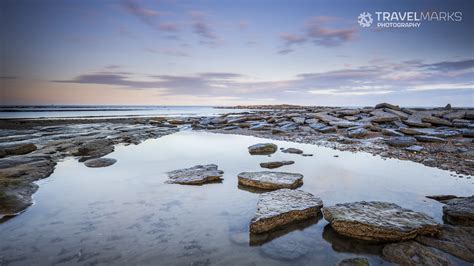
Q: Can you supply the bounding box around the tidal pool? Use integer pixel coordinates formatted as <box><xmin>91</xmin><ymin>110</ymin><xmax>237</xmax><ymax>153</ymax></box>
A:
<box><xmin>0</xmin><ymin>130</ymin><xmax>472</xmax><ymax>265</ymax></box>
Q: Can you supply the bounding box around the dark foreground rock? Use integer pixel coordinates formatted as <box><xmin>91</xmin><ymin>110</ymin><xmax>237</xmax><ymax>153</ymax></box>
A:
<box><xmin>0</xmin><ymin>143</ymin><xmax>37</xmax><ymax>157</ymax></box>
<box><xmin>259</xmin><ymin>161</ymin><xmax>294</xmax><ymax>169</ymax></box>
<box><xmin>84</xmin><ymin>158</ymin><xmax>117</xmax><ymax>168</ymax></box>
<box><xmin>416</xmin><ymin>225</ymin><xmax>474</xmax><ymax>263</ymax></box>
<box><xmin>248</xmin><ymin>143</ymin><xmax>278</xmax><ymax>155</ymax></box>
<box><xmin>250</xmin><ymin>189</ymin><xmax>323</xmax><ymax>233</ymax></box>
<box><xmin>238</xmin><ymin>171</ymin><xmax>303</xmax><ymax>190</ymax></box>
<box><xmin>335</xmin><ymin>257</ymin><xmax>369</xmax><ymax>266</ymax></box>
<box><xmin>442</xmin><ymin>196</ymin><xmax>474</xmax><ymax>226</ymax></box>
<box><xmin>167</xmin><ymin>164</ymin><xmax>224</xmax><ymax>185</ymax></box>
<box><xmin>322</xmin><ymin>201</ymin><xmax>440</xmax><ymax>242</ymax></box>
<box><xmin>383</xmin><ymin>241</ymin><xmax>453</xmax><ymax>266</ymax></box>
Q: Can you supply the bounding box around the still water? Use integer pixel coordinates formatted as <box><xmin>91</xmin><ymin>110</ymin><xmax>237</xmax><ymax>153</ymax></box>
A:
<box><xmin>0</xmin><ymin>106</ymin><xmax>246</xmax><ymax>119</ymax></box>
<box><xmin>0</xmin><ymin>131</ymin><xmax>472</xmax><ymax>265</ymax></box>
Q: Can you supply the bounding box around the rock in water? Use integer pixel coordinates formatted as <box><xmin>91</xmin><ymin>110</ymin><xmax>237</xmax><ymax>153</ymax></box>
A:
<box><xmin>442</xmin><ymin>196</ymin><xmax>474</xmax><ymax>226</ymax></box>
<box><xmin>260</xmin><ymin>161</ymin><xmax>295</xmax><ymax>169</ymax></box>
<box><xmin>322</xmin><ymin>201</ymin><xmax>440</xmax><ymax>242</ymax></box>
<box><xmin>416</xmin><ymin>225</ymin><xmax>474</xmax><ymax>263</ymax></box>
<box><xmin>248</xmin><ymin>143</ymin><xmax>278</xmax><ymax>155</ymax></box>
<box><xmin>167</xmin><ymin>164</ymin><xmax>224</xmax><ymax>185</ymax></box>
<box><xmin>335</xmin><ymin>257</ymin><xmax>370</xmax><ymax>266</ymax></box>
<box><xmin>238</xmin><ymin>171</ymin><xmax>303</xmax><ymax>190</ymax></box>
<box><xmin>84</xmin><ymin>158</ymin><xmax>117</xmax><ymax>168</ymax></box>
<box><xmin>281</xmin><ymin>148</ymin><xmax>303</xmax><ymax>154</ymax></box>
<box><xmin>250</xmin><ymin>189</ymin><xmax>323</xmax><ymax>233</ymax></box>
<box><xmin>1</xmin><ymin>143</ymin><xmax>37</xmax><ymax>156</ymax></box>
<box><xmin>383</xmin><ymin>241</ymin><xmax>453</xmax><ymax>266</ymax></box>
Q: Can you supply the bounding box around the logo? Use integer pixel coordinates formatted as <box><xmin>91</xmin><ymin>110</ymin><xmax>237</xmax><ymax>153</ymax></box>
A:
<box><xmin>358</xmin><ymin>12</ymin><xmax>373</xmax><ymax>27</ymax></box>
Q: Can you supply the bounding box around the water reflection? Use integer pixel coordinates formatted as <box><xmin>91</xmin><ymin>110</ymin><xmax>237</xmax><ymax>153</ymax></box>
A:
<box><xmin>0</xmin><ymin>131</ymin><xmax>472</xmax><ymax>265</ymax></box>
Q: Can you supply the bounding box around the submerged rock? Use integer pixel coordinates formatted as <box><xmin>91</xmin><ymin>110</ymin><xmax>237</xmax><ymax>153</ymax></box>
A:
<box><xmin>322</xmin><ymin>201</ymin><xmax>440</xmax><ymax>242</ymax></box>
<box><xmin>281</xmin><ymin>147</ymin><xmax>303</xmax><ymax>154</ymax></box>
<box><xmin>260</xmin><ymin>161</ymin><xmax>295</xmax><ymax>169</ymax></box>
<box><xmin>167</xmin><ymin>164</ymin><xmax>224</xmax><ymax>185</ymax></box>
<box><xmin>442</xmin><ymin>196</ymin><xmax>474</xmax><ymax>226</ymax></box>
<box><xmin>383</xmin><ymin>241</ymin><xmax>453</xmax><ymax>266</ymax></box>
<box><xmin>250</xmin><ymin>189</ymin><xmax>323</xmax><ymax>233</ymax></box>
<box><xmin>238</xmin><ymin>171</ymin><xmax>303</xmax><ymax>190</ymax></box>
<box><xmin>416</xmin><ymin>225</ymin><xmax>474</xmax><ymax>263</ymax></box>
<box><xmin>84</xmin><ymin>158</ymin><xmax>117</xmax><ymax>168</ymax></box>
<box><xmin>248</xmin><ymin>143</ymin><xmax>278</xmax><ymax>155</ymax></box>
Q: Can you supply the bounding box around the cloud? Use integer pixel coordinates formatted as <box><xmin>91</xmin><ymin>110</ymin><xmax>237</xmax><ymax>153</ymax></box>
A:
<box><xmin>0</xmin><ymin>76</ymin><xmax>17</xmax><ymax>79</ymax></box>
<box><xmin>120</xmin><ymin>0</ymin><xmax>160</xmax><ymax>26</ymax></box>
<box><xmin>189</xmin><ymin>11</ymin><xmax>219</xmax><ymax>46</ymax></box>
<box><xmin>144</xmin><ymin>48</ymin><xmax>190</xmax><ymax>57</ymax></box>
<box><xmin>278</xmin><ymin>16</ymin><xmax>357</xmax><ymax>53</ymax></box>
<box><xmin>277</xmin><ymin>49</ymin><xmax>294</xmax><ymax>55</ymax></box>
<box><xmin>53</xmin><ymin>58</ymin><xmax>474</xmax><ymax>105</ymax></box>
<box><xmin>420</xmin><ymin>59</ymin><xmax>474</xmax><ymax>71</ymax></box>
<box><xmin>158</xmin><ymin>22</ymin><xmax>179</xmax><ymax>32</ymax></box>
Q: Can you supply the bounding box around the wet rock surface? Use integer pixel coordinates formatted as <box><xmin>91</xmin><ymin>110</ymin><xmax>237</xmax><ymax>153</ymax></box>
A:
<box><xmin>382</xmin><ymin>241</ymin><xmax>454</xmax><ymax>266</ymax></box>
<box><xmin>416</xmin><ymin>225</ymin><xmax>474</xmax><ymax>262</ymax></box>
<box><xmin>281</xmin><ymin>147</ymin><xmax>304</xmax><ymax>154</ymax></box>
<box><xmin>442</xmin><ymin>196</ymin><xmax>474</xmax><ymax>226</ymax></box>
<box><xmin>250</xmin><ymin>189</ymin><xmax>323</xmax><ymax>233</ymax></box>
<box><xmin>248</xmin><ymin>143</ymin><xmax>278</xmax><ymax>155</ymax></box>
<box><xmin>84</xmin><ymin>158</ymin><xmax>117</xmax><ymax>168</ymax></box>
<box><xmin>167</xmin><ymin>164</ymin><xmax>224</xmax><ymax>185</ymax></box>
<box><xmin>238</xmin><ymin>171</ymin><xmax>303</xmax><ymax>190</ymax></box>
<box><xmin>259</xmin><ymin>160</ymin><xmax>294</xmax><ymax>169</ymax></box>
<box><xmin>335</xmin><ymin>257</ymin><xmax>370</xmax><ymax>266</ymax></box>
<box><xmin>205</xmin><ymin>103</ymin><xmax>474</xmax><ymax>176</ymax></box>
<box><xmin>322</xmin><ymin>201</ymin><xmax>441</xmax><ymax>242</ymax></box>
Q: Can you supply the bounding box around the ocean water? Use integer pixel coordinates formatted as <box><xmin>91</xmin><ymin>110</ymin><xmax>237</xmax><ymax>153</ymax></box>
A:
<box><xmin>0</xmin><ymin>106</ymin><xmax>247</xmax><ymax>119</ymax></box>
<box><xmin>0</xmin><ymin>131</ymin><xmax>471</xmax><ymax>265</ymax></box>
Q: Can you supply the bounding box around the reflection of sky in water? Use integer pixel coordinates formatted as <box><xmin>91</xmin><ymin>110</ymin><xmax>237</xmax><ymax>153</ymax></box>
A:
<box><xmin>0</xmin><ymin>131</ymin><xmax>472</xmax><ymax>265</ymax></box>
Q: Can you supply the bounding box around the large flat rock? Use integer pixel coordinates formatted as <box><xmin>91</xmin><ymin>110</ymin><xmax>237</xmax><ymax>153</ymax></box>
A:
<box><xmin>167</xmin><ymin>164</ymin><xmax>224</xmax><ymax>185</ymax></box>
<box><xmin>260</xmin><ymin>161</ymin><xmax>294</xmax><ymax>169</ymax></box>
<box><xmin>383</xmin><ymin>241</ymin><xmax>454</xmax><ymax>266</ymax></box>
<box><xmin>416</xmin><ymin>225</ymin><xmax>474</xmax><ymax>263</ymax></box>
<box><xmin>322</xmin><ymin>201</ymin><xmax>441</xmax><ymax>242</ymax></box>
<box><xmin>250</xmin><ymin>189</ymin><xmax>323</xmax><ymax>233</ymax></box>
<box><xmin>442</xmin><ymin>196</ymin><xmax>474</xmax><ymax>226</ymax></box>
<box><xmin>238</xmin><ymin>171</ymin><xmax>303</xmax><ymax>190</ymax></box>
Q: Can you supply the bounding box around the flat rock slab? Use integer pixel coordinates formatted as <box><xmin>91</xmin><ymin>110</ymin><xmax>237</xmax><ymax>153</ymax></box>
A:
<box><xmin>250</xmin><ymin>189</ymin><xmax>323</xmax><ymax>233</ymax></box>
<box><xmin>416</xmin><ymin>225</ymin><xmax>474</xmax><ymax>263</ymax></box>
<box><xmin>442</xmin><ymin>196</ymin><xmax>474</xmax><ymax>226</ymax></box>
<box><xmin>383</xmin><ymin>241</ymin><xmax>453</xmax><ymax>266</ymax></box>
<box><xmin>84</xmin><ymin>158</ymin><xmax>117</xmax><ymax>168</ymax></box>
<box><xmin>386</xmin><ymin>136</ymin><xmax>418</xmax><ymax>147</ymax></box>
<box><xmin>335</xmin><ymin>257</ymin><xmax>369</xmax><ymax>266</ymax></box>
<box><xmin>322</xmin><ymin>201</ymin><xmax>440</xmax><ymax>242</ymax></box>
<box><xmin>260</xmin><ymin>161</ymin><xmax>294</xmax><ymax>169</ymax></box>
<box><xmin>281</xmin><ymin>148</ymin><xmax>303</xmax><ymax>154</ymax></box>
<box><xmin>0</xmin><ymin>143</ymin><xmax>37</xmax><ymax>157</ymax></box>
<box><xmin>238</xmin><ymin>171</ymin><xmax>303</xmax><ymax>190</ymax></box>
<box><xmin>248</xmin><ymin>143</ymin><xmax>278</xmax><ymax>155</ymax></box>
<box><xmin>167</xmin><ymin>164</ymin><xmax>224</xmax><ymax>185</ymax></box>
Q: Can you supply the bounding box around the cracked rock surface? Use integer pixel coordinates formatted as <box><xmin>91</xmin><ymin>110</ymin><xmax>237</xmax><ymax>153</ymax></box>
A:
<box><xmin>238</xmin><ymin>171</ymin><xmax>303</xmax><ymax>190</ymax></box>
<box><xmin>167</xmin><ymin>164</ymin><xmax>224</xmax><ymax>185</ymax></box>
<box><xmin>250</xmin><ymin>189</ymin><xmax>323</xmax><ymax>233</ymax></box>
<box><xmin>322</xmin><ymin>201</ymin><xmax>441</xmax><ymax>242</ymax></box>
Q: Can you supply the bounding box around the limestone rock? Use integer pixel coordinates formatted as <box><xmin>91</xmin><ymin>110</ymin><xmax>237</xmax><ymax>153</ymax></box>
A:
<box><xmin>250</xmin><ymin>189</ymin><xmax>323</xmax><ymax>233</ymax></box>
<box><xmin>415</xmin><ymin>135</ymin><xmax>447</xmax><ymax>143</ymax></box>
<box><xmin>167</xmin><ymin>164</ymin><xmax>224</xmax><ymax>185</ymax></box>
<box><xmin>383</xmin><ymin>241</ymin><xmax>453</xmax><ymax>266</ymax></box>
<box><xmin>281</xmin><ymin>147</ymin><xmax>303</xmax><ymax>154</ymax></box>
<box><xmin>416</xmin><ymin>225</ymin><xmax>474</xmax><ymax>263</ymax></box>
<box><xmin>442</xmin><ymin>196</ymin><xmax>474</xmax><ymax>226</ymax></box>
<box><xmin>375</xmin><ymin>103</ymin><xmax>401</xmax><ymax>111</ymax></box>
<box><xmin>386</xmin><ymin>136</ymin><xmax>418</xmax><ymax>147</ymax></box>
<box><xmin>238</xmin><ymin>171</ymin><xmax>303</xmax><ymax>190</ymax></box>
<box><xmin>346</xmin><ymin>128</ymin><xmax>368</xmax><ymax>138</ymax></box>
<box><xmin>322</xmin><ymin>201</ymin><xmax>440</xmax><ymax>242</ymax></box>
<box><xmin>335</xmin><ymin>257</ymin><xmax>370</xmax><ymax>266</ymax></box>
<box><xmin>248</xmin><ymin>143</ymin><xmax>278</xmax><ymax>155</ymax></box>
<box><xmin>422</xmin><ymin>116</ymin><xmax>453</xmax><ymax>126</ymax></box>
<box><xmin>84</xmin><ymin>158</ymin><xmax>117</xmax><ymax>168</ymax></box>
<box><xmin>260</xmin><ymin>161</ymin><xmax>295</xmax><ymax>169</ymax></box>
<box><xmin>0</xmin><ymin>143</ymin><xmax>37</xmax><ymax>156</ymax></box>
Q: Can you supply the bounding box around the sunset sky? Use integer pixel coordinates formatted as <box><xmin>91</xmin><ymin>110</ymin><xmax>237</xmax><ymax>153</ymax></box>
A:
<box><xmin>1</xmin><ymin>0</ymin><xmax>473</xmax><ymax>106</ymax></box>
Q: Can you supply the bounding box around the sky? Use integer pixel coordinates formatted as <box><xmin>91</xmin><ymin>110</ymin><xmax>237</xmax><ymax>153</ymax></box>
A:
<box><xmin>1</xmin><ymin>0</ymin><xmax>473</xmax><ymax>106</ymax></box>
